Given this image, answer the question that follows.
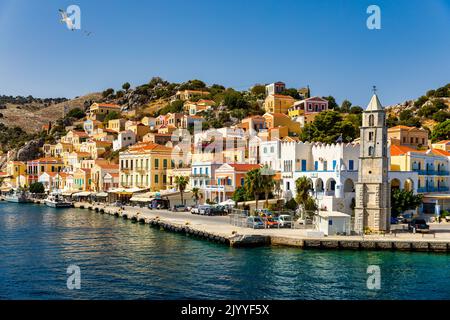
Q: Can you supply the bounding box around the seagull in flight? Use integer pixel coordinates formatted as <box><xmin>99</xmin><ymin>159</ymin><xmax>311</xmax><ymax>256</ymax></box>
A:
<box><xmin>59</xmin><ymin>9</ymin><xmax>75</xmax><ymax>31</ymax></box>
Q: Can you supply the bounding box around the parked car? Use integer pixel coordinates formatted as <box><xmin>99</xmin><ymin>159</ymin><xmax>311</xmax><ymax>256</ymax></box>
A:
<box><xmin>247</xmin><ymin>216</ymin><xmax>265</xmax><ymax>229</ymax></box>
<box><xmin>172</xmin><ymin>204</ymin><xmax>187</xmax><ymax>212</ymax></box>
<box><xmin>390</xmin><ymin>216</ymin><xmax>399</xmax><ymax>225</ymax></box>
<box><xmin>276</xmin><ymin>215</ymin><xmax>293</xmax><ymax>228</ymax></box>
<box><xmin>408</xmin><ymin>219</ymin><xmax>430</xmax><ymax>232</ymax></box>
<box><xmin>191</xmin><ymin>205</ymin><xmax>209</xmax><ymax>215</ymax></box>
<box><xmin>297</xmin><ymin>217</ymin><xmax>313</xmax><ymax>225</ymax></box>
<box><xmin>400</xmin><ymin>213</ymin><xmax>413</xmax><ymax>223</ymax></box>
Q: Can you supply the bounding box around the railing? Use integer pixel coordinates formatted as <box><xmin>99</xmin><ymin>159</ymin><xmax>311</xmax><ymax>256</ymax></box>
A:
<box><xmin>417</xmin><ymin>186</ymin><xmax>449</xmax><ymax>193</ymax></box>
<box><xmin>413</xmin><ymin>169</ymin><xmax>449</xmax><ymax>176</ymax></box>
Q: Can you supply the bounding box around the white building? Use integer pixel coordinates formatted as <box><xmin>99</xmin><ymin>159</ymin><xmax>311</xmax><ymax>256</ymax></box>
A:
<box><xmin>280</xmin><ymin>141</ymin><xmax>418</xmax><ymax>216</ymax></box>
<box><xmin>113</xmin><ymin>130</ymin><xmax>136</xmax><ymax>151</ymax></box>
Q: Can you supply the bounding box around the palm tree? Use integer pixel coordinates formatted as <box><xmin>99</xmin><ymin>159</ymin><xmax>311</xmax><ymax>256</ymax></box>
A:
<box><xmin>295</xmin><ymin>176</ymin><xmax>315</xmax><ymax>218</ymax></box>
<box><xmin>174</xmin><ymin>176</ymin><xmax>189</xmax><ymax>205</ymax></box>
<box><xmin>261</xmin><ymin>167</ymin><xmax>275</xmax><ymax>208</ymax></box>
<box><xmin>192</xmin><ymin>187</ymin><xmax>200</xmax><ymax>206</ymax></box>
<box><xmin>244</xmin><ymin>169</ymin><xmax>263</xmax><ymax>211</ymax></box>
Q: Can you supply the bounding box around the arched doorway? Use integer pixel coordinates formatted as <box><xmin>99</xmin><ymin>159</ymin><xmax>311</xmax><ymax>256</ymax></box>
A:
<box><xmin>344</xmin><ymin>179</ymin><xmax>355</xmax><ymax>193</ymax></box>
<box><xmin>404</xmin><ymin>179</ymin><xmax>414</xmax><ymax>192</ymax></box>
<box><xmin>391</xmin><ymin>178</ymin><xmax>401</xmax><ymax>191</ymax></box>
<box><xmin>326</xmin><ymin>178</ymin><xmax>336</xmax><ymax>196</ymax></box>
<box><xmin>315</xmin><ymin>178</ymin><xmax>324</xmax><ymax>194</ymax></box>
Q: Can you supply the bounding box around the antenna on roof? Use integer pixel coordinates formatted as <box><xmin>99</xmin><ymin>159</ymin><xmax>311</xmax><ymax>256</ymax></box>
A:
<box><xmin>372</xmin><ymin>85</ymin><xmax>377</xmax><ymax>94</ymax></box>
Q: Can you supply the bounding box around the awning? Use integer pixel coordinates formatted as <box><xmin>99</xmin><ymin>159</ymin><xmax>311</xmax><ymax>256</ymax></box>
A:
<box><xmin>130</xmin><ymin>197</ymin><xmax>154</xmax><ymax>202</ymax></box>
<box><xmin>94</xmin><ymin>192</ymin><xmax>109</xmax><ymax>197</ymax></box>
<box><xmin>72</xmin><ymin>191</ymin><xmax>93</xmax><ymax>197</ymax></box>
<box><xmin>61</xmin><ymin>191</ymin><xmax>75</xmax><ymax>196</ymax></box>
<box><xmin>130</xmin><ymin>192</ymin><xmax>153</xmax><ymax>202</ymax></box>
<box><xmin>108</xmin><ymin>187</ymin><xmax>149</xmax><ymax>195</ymax></box>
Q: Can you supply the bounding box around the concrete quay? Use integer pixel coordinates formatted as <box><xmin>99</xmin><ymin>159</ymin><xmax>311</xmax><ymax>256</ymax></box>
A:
<box><xmin>68</xmin><ymin>202</ymin><xmax>450</xmax><ymax>252</ymax></box>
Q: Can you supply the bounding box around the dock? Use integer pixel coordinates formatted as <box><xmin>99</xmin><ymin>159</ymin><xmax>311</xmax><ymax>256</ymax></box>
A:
<box><xmin>68</xmin><ymin>202</ymin><xmax>450</xmax><ymax>252</ymax></box>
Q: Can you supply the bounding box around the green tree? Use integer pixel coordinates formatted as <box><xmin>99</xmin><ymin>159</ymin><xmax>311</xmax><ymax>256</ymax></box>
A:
<box><xmin>102</xmin><ymin>88</ymin><xmax>115</xmax><ymax>98</ymax></box>
<box><xmin>65</xmin><ymin>107</ymin><xmax>85</xmax><ymax>119</ymax></box>
<box><xmin>232</xmin><ymin>186</ymin><xmax>248</xmax><ymax>204</ymax></box>
<box><xmin>349</xmin><ymin>106</ymin><xmax>363</xmax><ymax>114</ymax></box>
<box><xmin>433</xmin><ymin>99</ymin><xmax>448</xmax><ymax>110</ymax></box>
<box><xmin>261</xmin><ymin>166</ymin><xmax>275</xmax><ymax>208</ymax></box>
<box><xmin>280</xmin><ymin>88</ymin><xmax>300</xmax><ymax>99</ymax></box>
<box><xmin>122</xmin><ymin>82</ymin><xmax>131</xmax><ymax>91</ymax></box>
<box><xmin>294</xmin><ymin>177</ymin><xmax>317</xmax><ymax>218</ymax></box>
<box><xmin>322</xmin><ymin>96</ymin><xmax>338</xmax><ymax>110</ymax></box>
<box><xmin>192</xmin><ymin>187</ymin><xmax>200</xmax><ymax>206</ymax></box>
<box><xmin>431</xmin><ymin>120</ymin><xmax>450</xmax><ymax>142</ymax></box>
<box><xmin>433</xmin><ymin>110</ymin><xmax>450</xmax><ymax>123</ymax></box>
<box><xmin>414</xmin><ymin>95</ymin><xmax>428</xmax><ymax>108</ymax></box>
<box><xmin>174</xmin><ymin>176</ymin><xmax>189</xmax><ymax>205</ymax></box>
<box><xmin>251</xmin><ymin>84</ymin><xmax>266</xmax><ymax>96</ymax></box>
<box><xmin>399</xmin><ymin>109</ymin><xmax>413</xmax><ymax>121</ymax></box>
<box><xmin>103</xmin><ymin>111</ymin><xmax>120</xmax><ymax>123</ymax></box>
<box><xmin>244</xmin><ymin>169</ymin><xmax>263</xmax><ymax>210</ymax></box>
<box><xmin>29</xmin><ymin>182</ymin><xmax>45</xmax><ymax>194</ymax></box>
<box><xmin>417</xmin><ymin>104</ymin><xmax>438</xmax><ymax>117</ymax></box>
<box><xmin>391</xmin><ymin>189</ymin><xmax>423</xmax><ymax>217</ymax></box>
<box><xmin>340</xmin><ymin>100</ymin><xmax>352</xmax><ymax>113</ymax></box>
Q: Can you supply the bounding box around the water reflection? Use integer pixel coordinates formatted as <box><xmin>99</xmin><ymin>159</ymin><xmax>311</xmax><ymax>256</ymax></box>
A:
<box><xmin>1</xmin><ymin>203</ymin><xmax>450</xmax><ymax>299</ymax></box>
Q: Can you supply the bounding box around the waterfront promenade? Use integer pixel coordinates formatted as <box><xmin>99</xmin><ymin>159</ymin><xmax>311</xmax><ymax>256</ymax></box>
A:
<box><xmin>68</xmin><ymin>201</ymin><xmax>450</xmax><ymax>252</ymax></box>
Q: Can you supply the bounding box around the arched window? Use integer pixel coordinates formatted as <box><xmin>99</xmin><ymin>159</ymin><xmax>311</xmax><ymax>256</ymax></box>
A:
<box><xmin>368</xmin><ymin>146</ymin><xmax>374</xmax><ymax>156</ymax></box>
<box><xmin>368</xmin><ymin>114</ymin><xmax>374</xmax><ymax>126</ymax></box>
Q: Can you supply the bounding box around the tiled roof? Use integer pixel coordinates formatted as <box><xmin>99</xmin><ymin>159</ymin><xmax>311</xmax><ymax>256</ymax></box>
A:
<box><xmin>435</xmin><ymin>140</ymin><xmax>450</xmax><ymax>145</ymax></box>
<box><xmin>128</xmin><ymin>142</ymin><xmax>173</xmax><ymax>153</ymax></box>
<box><xmin>430</xmin><ymin>149</ymin><xmax>450</xmax><ymax>157</ymax></box>
<box><xmin>229</xmin><ymin>164</ymin><xmax>262</xmax><ymax>171</ymax></box>
<box><xmin>390</xmin><ymin>145</ymin><xmax>417</xmax><ymax>156</ymax></box>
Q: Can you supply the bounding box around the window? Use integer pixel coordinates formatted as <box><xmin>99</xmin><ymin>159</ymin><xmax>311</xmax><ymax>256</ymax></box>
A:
<box><xmin>163</xmin><ymin>159</ymin><xmax>167</xmax><ymax>169</ymax></box>
<box><xmin>154</xmin><ymin>159</ymin><xmax>159</xmax><ymax>169</ymax></box>
<box><xmin>368</xmin><ymin>114</ymin><xmax>374</xmax><ymax>126</ymax></box>
<box><xmin>270</xmin><ymin>146</ymin><xmax>274</xmax><ymax>153</ymax></box>
<box><xmin>332</xmin><ymin>160</ymin><xmax>337</xmax><ymax>170</ymax></box>
<box><xmin>369</xmin><ymin>132</ymin><xmax>374</xmax><ymax>141</ymax></box>
<box><xmin>323</xmin><ymin>161</ymin><xmax>328</xmax><ymax>171</ymax></box>
<box><xmin>194</xmin><ymin>168</ymin><xmax>197</xmax><ymax>175</ymax></box>
<box><xmin>314</xmin><ymin>161</ymin><xmax>318</xmax><ymax>171</ymax></box>
<box><xmin>240</xmin><ymin>178</ymin><xmax>245</xmax><ymax>186</ymax></box>
<box><xmin>301</xmin><ymin>159</ymin><xmax>307</xmax><ymax>171</ymax></box>
<box><xmin>349</xmin><ymin>160</ymin><xmax>354</xmax><ymax>171</ymax></box>
<box><xmin>205</xmin><ymin>168</ymin><xmax>209</xmax><ymax>175</ymax></box>
<box><xmin>368</xmin><ymin>146</ymin><xmax>374</xmax><ymax>156</ymax></box>
<box><xmin>154</xmin><ymin>175</ymin><xmax>159</xmax><ymax>183</ymax></box>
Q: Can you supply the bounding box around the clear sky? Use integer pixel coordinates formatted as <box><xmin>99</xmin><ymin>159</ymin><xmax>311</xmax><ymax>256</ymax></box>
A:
<box><xmin>0</xmin><ymin>0</ymin><xmax>449</xmax><ymax>107</ymax></box>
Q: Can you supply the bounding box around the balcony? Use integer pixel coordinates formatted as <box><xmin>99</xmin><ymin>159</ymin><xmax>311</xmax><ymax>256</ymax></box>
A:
<box><xmin>412</xmin><ymin>169</ymin><xmax>449</xmax><ymax>176</ymax></box>
<box><xmin>437</xmin><ymin>170</ymin><xmax>449</xmax><ymax>176</ymax></box>
<box><xmin>439</xmin><ymin>186</ymin><xmax>449</xmax><ymax>192</ymax></box>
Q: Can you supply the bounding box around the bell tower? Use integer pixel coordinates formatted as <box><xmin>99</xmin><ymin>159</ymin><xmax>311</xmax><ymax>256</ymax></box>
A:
<box><xmin>354</xmin><ymin>88</ymin><xmax>391</xmax><ymax>234</ymax></box>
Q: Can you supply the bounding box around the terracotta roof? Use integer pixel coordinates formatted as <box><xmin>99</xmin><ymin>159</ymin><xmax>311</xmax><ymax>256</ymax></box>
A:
<box><xmin>229</xmin><ymin>164</ymin><xmax>262</xmax><ymax>171</ymax></box>
<box><xmin>431</xmin><ymin>149</ymin><xmax>450</xmax><ymax>157</ymax></box>
<box><xmin>128</xmin><ymin>142</ymin><xmax>173</xmax><ymax>153</ymax></box>
<box><xmin>388</xmin><ymin>125</ymin><xmax>421</xmax><ymax>131</ymax></box>
<box><xmin>271</xmin><ymin>94</ymin><xmax>295</xmax><ymax>99</ymax></box>
<box><xmin>31</xmin><ymin>157</ymin><xmax>63</xmax><ymax>163</ymax></box>
<box><xmin>72</xmin><ymin>131</ymin><xmax>90</xmax><ymax>138</ymax></box>
<box><xmin>96</xmin><ymin>163</ymin><xmax>119</xmax><ymax>170</ymax></box>
<box><xmin>95</xmin><ymin>103</ymin><xmax>121</xmax><ymax>108</ymax></box>
<box><xmin>390</xmin><ymin>145</ymin><xmax>417</xmax><ymax>156</ymax></box>
<box><xmin>265</xmin><ymin>112</ymin><xmax>290</xmax><ymax>119</ymax></box>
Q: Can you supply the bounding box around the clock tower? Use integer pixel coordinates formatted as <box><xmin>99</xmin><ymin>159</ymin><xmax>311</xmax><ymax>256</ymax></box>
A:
<box><xmin>354</xmin><ymin>90</ymin><xmax>391</xmax><ymax>234</ymax></box>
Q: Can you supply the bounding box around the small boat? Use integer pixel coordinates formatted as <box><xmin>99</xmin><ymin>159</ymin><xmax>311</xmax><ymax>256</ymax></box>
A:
<box><xmin>4</xmin><ymin>190</ymin><xmax>32</xmax><ymax>203</ymax></box>
<box><xmin>44</xmin><ymin>194</ymin><xmax>73</xmax><ymax>208</ymax></box>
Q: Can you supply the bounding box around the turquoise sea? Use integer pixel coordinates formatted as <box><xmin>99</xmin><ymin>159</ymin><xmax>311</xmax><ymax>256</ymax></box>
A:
<box><xmin>0</xmin><ymin>202</ymin><xmax>449</xmax><ymax>300</ymax></box>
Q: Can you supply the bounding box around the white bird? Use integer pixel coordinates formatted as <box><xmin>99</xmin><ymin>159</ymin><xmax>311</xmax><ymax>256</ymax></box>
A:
<box><xmin>59</xmin><ymin>9</ymin><xmax>74</xmax><ymax>31</ymax></box>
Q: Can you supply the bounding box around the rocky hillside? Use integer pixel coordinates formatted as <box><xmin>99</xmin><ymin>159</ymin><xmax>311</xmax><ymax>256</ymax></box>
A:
<box><xmin>385</xmin><ymin>84</ymin><xmax>450</xmax><ymax>130</ymax></box>
<box><xmin>0</xmin><ymin>93</ymin><xmax>102</xmax><ymax>133</ymax></box>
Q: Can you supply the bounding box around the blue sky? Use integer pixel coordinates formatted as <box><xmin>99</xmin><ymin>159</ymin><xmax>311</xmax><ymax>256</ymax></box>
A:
<box><xmin>0</xmin><ymin>0</ymin><xmax>449</xmax><ymax>107</ymax></box>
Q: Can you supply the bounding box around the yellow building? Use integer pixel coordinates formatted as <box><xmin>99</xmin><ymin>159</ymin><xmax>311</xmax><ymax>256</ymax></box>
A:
<box><xmin>119</xmin><ymin>142</ymin><xmax>174</xmax><ymax>191</ymax></box>
<box><xmin>26</xmin><ymin>157</ymin><xmax>65</xmax><ymax>185</ymax></box>
<box><xmin>6</xmin><ymin>161</ymin><xmax>27</xmax><ymax>188</ymax></box>
<box><xmin>390</xmin><ymin>145</ymin><xmax>449</xmax><ymax>193</ymax></box>
<box><xmin>127</xmin><ymin>123</ymin><xmax>150</xmax><ymax>142</ymax></box>
<box><xmin>73</xmin><ymin>168</ymin><xmax>92</xmax><ymax>191</ymax></box>
<box><xmin>432</xmin><ymin>140</ymin><xmax>450</xmax><ymax>152</ymax></box>
<box><xmin>263</xmin><ymin>113</ymin><xmax>301</xmax><ymax>135</ymax></box>
<box><xmin>87</xmin><ymin>103</ymin><xmax>121</xmax><ymax>121</ymax></box>
<box><xmin>263</xmin><ymin>94</ymin><xmax>295</xmax><ymax>114</ymax></box>
<box><xmin>171</xmin><ymin>89</ymin><xmax>210</xmax><ymax>102</ymax></box>
<box><xmin>388</xmin><ymin>125</ymin><xmax>429</xmax><ymax>148</ymax></box>
<box><xmin>108</xmin><ymin>118</ymin><xmax>126</xmax><ymax>133</ymax></box>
